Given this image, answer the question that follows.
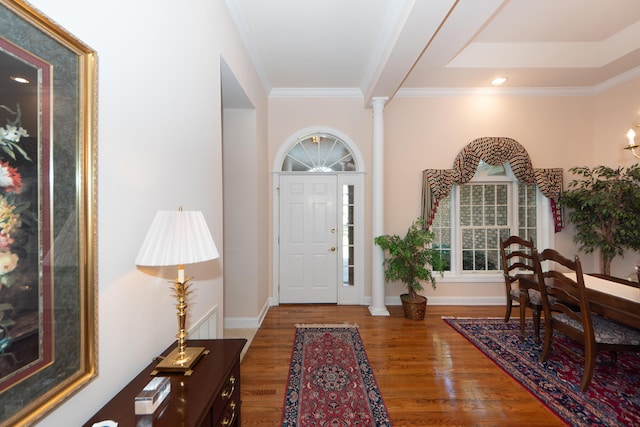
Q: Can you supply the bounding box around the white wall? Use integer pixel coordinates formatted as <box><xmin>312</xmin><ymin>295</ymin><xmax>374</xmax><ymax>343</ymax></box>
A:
<box><xmin>24</xmin><ymin>0</ymin><xmax>266</xmax><ymax>425</ymax></box>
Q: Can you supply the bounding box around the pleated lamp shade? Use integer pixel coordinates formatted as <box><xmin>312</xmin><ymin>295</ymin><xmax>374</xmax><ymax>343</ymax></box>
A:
<box><xmin>135</xmin><ymin>210</ymin><xmax>219</xmax><ymax>267</ymax></box>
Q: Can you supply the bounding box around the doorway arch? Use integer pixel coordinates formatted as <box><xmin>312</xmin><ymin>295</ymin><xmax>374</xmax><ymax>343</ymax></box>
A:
<box><xmin>272</xmin><ymin>126</ymin><xmax>365</xmax><ymax>305</ymax></box>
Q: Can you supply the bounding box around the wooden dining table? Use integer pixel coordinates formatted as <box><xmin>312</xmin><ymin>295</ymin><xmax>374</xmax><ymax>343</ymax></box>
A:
<box><xmin>517</xmin><ymin>273</ymin><xmax>640</xmax><ymax>330</ymax></box>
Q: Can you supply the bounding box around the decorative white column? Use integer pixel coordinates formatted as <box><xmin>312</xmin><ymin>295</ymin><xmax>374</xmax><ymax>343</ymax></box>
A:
<box><xmin>369</xmin><ymin>97</ymin><xmax>390</xmax><ymax>316</ymax></box>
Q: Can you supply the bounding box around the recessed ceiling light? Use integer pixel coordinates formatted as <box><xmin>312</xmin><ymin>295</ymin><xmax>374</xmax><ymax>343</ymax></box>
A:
<box><xmin>491</xmin><ymin>76</ymin><xmax>508</xmax><ymax>86</ymax></box>
<box><xmin>10</xmin><ymin>76</ymin><xmax>29</xmax><ymax>84</ymax></box>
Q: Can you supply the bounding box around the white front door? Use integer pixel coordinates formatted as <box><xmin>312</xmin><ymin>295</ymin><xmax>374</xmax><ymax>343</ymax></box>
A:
<box><xmin>279</xmin><ymin>175</ymin><xmax>338</xmax><ymax>303</ymax></box>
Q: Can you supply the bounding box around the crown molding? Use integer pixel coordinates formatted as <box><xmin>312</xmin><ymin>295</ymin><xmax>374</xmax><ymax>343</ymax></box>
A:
<box><xmin>395</xmin><ymin>86</ymin><xmax>595</xmax><ymax>97</ymax></box>
<box><xmin>592</xmin><ymin>65</ymin><xmax>640</xmax><ymax>94</ymax></box>
<box><xmin>267</xmin><ymin>64</ymin><xmax>640</xmax><ymax>100</ymax></box>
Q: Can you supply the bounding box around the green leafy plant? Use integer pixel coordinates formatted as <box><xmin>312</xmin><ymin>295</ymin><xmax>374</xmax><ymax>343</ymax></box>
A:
<box><xmin>559</xmin><ymin>165</ymin><xmax>640</xmax><ymax>275</ymax></box>
<box><xmin>374</xmin><ymin>218</ymin><xmax>445</xmax><ymax>300</ymax></box>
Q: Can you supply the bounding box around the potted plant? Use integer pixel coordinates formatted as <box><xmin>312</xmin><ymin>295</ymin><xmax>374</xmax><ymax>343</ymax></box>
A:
<box><xmin>559</xmin><ymin>165</ymin><xmax>640</xmax><ymax>275</ymax></box>
<box><xmin>374</xmin><ymin>218</ymin><xmax>445</xmax><ymax>320</ymax></box>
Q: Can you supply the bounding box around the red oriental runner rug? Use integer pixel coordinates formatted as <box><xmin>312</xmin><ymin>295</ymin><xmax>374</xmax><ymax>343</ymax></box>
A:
<box><xmin>281</xmin><ymin>324</ymin><xmax>392</xmax><ymax>426</ymax></box>
<box><xmin>444</xmin><ymin>317</ymin><xmax>640</xmax><ymax>427</ymax></box>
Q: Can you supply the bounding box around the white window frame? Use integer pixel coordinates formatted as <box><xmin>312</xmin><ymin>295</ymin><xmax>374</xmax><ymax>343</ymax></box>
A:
<box><xmin>434</xmin><ymin>170</ymin><xmax>553</xmax><ymax>283</ymax></box>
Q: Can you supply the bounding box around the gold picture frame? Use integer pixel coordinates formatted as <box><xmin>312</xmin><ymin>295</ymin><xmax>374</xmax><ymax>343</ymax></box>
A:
<box><xmin>0</xmin><ymin>1</ymin><xmax>97</xmax><ymax>425</ymax></box>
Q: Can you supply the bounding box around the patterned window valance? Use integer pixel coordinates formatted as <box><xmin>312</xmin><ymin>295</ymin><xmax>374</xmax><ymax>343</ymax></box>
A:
<box><xmin>422</xmin><ymin>137</ymin><xmax>564</xmax><ymax>232</ymax></box>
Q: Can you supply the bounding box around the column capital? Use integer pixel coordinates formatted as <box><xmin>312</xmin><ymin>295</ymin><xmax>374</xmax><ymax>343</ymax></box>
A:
<box><xmin>371</xmin><ymin>97</ymin><xmax>388</xmax><ymax>111</ymax></box>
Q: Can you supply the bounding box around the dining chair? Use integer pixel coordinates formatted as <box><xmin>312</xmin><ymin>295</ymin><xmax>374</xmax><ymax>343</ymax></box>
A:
<box><xmin>499</xmin><ymin>236</ymin><xmax>542</xmax><ymax>342</ymax></box>
<box><xmin>536</xmin><ymin>248</ymin><xmax>640</xmax><ymax>392</ymax></box>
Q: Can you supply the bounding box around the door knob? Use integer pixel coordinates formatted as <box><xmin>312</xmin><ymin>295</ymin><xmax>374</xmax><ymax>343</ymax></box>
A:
<box><xmin>330</xmin><ymin>247</ymin><xmax>336</xmax><ymax>252</ymax></box>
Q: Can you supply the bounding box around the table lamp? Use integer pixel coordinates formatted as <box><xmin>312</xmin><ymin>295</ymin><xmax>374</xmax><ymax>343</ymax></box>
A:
<box><xmin>135</xmin><ymin>208</ymin><xmax>219</xmax><ymax>375</ymax></box>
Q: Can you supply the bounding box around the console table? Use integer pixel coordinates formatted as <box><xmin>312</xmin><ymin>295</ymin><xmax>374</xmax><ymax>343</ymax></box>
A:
<box><xmin>83</xmin><ymin>339</ymin><xmax>246</xmax><ymax>427</ymax></box>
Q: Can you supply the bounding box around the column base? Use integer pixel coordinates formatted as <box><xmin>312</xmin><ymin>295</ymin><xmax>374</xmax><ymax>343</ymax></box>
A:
<box><xmin>368</xmin><ymin>305</ymin><xmax>390</xmax><ymax>316</ymax></box>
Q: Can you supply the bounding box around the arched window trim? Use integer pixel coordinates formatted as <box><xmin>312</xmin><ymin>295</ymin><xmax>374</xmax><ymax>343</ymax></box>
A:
<box><xmin>273</xmin><ymin>126</ymin><xmax>365</xmax><ymax>173</ymax></box>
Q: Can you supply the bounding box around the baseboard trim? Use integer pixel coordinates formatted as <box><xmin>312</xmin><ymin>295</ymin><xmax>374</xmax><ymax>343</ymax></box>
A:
<box><xmin>224</xmin><ymin>299</ymin><xmax>271</xmax><ymax>329</ymax></box>
<box><xmin>386</xmin><ymin>296</ymin><xmax>504</xmax><ymax>306</ymax></box>
<box><xmin>224</xmin><ymin>296</ymin><xmax>504</xmax><ymax>327</ymax></box>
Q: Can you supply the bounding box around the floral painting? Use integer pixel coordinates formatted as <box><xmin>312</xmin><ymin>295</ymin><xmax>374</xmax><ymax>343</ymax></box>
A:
<box><xmin>0</xmin><ymin>2</ymin><xmax>96</xmax><ymax>425</ymax></box>
<box><xmin>0</xmin><ymin>45</ymin><xmax>47</xmax><ymax>393</ymax></box>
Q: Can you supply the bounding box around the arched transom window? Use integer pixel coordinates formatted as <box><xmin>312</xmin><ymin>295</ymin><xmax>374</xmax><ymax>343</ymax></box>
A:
<box><xmin>282</xmin><ymin>133</ymin><xmax>356</xmax><ymax>172</ymax></box>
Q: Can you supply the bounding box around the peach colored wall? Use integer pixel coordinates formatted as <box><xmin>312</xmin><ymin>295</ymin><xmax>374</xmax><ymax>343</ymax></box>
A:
<box><xmin>267</xmin><ymin>85</ymin><xmax>640</xmax><ymax>303</ymax></box>
<box><xmin>593</xmin><ymin>77</ymin><xmax>640</xmax><ymax>278</ymax></box>
<box><xmin>268</xmin><ymin>97</ymin><xmax>374</xmax><ymax>169</ymax></box>
<box><xmin>593</xmin><ymin>78</ymin><xmax>640</xmax><ymax>168</ymax></box>
<box><xmin>384</xmin><ymin>95</ymin><xmax>596</xmax><ymax>299</ymax></box>
<box><xmin>220</xmin><ymin>65</ymin><xmax>269</xmax><ymax>324</ymax></box>
<box><xmin>223</xmin><ymin>108</ymin><xmax>264</xmax><ymax>320</ymax></box>
<box><xmin>268</xmin><ymin>96</ymin><xmax>374</xmax><ymax>296</ymax></box>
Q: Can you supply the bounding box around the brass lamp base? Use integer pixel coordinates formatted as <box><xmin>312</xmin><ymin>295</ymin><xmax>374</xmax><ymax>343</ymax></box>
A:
<box><xmin>151</xmin><ymin>346</ymin><xmax>209</xmax><ymax>376</ymax></box>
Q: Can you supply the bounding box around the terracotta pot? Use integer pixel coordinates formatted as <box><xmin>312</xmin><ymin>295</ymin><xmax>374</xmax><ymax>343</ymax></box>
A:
<box><xmin>400</xmin><ymin>294</ymin><xmax>427</xmax><ymax>320</ymax></box>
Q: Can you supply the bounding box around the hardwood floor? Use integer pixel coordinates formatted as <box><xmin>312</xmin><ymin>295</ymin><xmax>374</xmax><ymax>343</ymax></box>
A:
<box><xmin>240</xmin><ymin>304</ymin><xmax>564</xmax><ymax>426</ymax></box>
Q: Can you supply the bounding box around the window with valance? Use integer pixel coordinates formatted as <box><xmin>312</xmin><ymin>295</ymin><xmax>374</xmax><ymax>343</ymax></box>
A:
<box><xmin>422</xmin><ymin>137</ymin><xmax>563</xmax><ymax>274</ymax></box>
<box><xmin>422</xmin><ymin>137</ymin><xmax>563</xmax><ymax>231</ymax></box>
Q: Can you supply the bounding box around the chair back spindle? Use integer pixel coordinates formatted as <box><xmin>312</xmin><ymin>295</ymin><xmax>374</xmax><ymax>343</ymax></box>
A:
<box><xmin>499</xmin><ymin>236</ymin><xmax>541</xmax><ymax>342</ymax></box>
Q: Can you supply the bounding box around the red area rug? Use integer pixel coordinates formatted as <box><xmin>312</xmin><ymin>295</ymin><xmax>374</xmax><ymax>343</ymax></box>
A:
<box><xmin>444</xmin><ymin>317</ymin><xmax>640</xmax><ymax>427</ymax></box>
<box><xmin>281</xmin><ymin>325</ymin><xmax>392</xmax><ymax>426</ymax></box>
